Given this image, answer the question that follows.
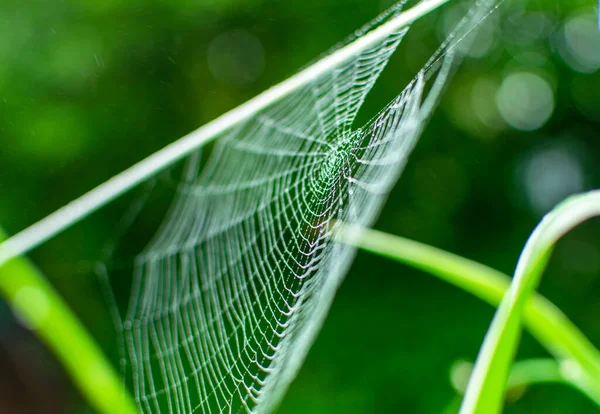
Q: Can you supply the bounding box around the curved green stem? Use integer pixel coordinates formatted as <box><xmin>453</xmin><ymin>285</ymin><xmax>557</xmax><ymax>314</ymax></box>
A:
<box><xmin>451</xmin><ymin>358</ymin><xmax>599</xmax><ymax>404</ymax></box>
<box><xmin>504</xmin><ymin>358</ymin><xmax>568</xmax><ymax>389</ymax></box>
<box><xmin>335</xmin><ymin>217</ymin><xmax>600</xmax><ymax>409</ymax></box>
<box><xmin>460</xmin><ymin>191</ymin><xmax>600</xmax><ymax>413</ymax></box>
<box><xmin>0</xmin><ymin>228</ymin><xmax>138</xmax><ymax>414</ymax></box>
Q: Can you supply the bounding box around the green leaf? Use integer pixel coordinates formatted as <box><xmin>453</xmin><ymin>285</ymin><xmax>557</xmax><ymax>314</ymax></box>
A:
<box><xmin>0</xmin><ymin>228</ymin><xmax>138</xmax><ymax>414</ymax></box>
<box><xmin>335</xmin><ymin>220</ymin><xmax>600</xmax><ymax>408</ymax></box>
<box><xmin>460</xmin><ymin>190</ymin><xmax>600</xmax><ymax>414</ymax></box>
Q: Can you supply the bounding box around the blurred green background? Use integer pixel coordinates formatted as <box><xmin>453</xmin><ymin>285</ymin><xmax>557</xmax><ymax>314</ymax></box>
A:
<box><xmin>1</xmin><ymin>0</ymin><xmax>599</xmax><ymax>412</ymax></box>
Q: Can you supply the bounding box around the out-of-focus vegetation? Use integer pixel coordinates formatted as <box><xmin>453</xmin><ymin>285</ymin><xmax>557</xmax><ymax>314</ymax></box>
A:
<box><xmin>0</xmin><ymin>0</ymin><xmax>599</xmax><ymax>412</ymax></box>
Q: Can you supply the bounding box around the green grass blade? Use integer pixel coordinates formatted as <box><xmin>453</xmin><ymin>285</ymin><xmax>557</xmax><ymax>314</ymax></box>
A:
<box><xmin>451</xmin><ymin>358</ymin><xmax>600</xmax><ymax>405</ymax></box>
<box><xmin>0</xmin><ymin>228</ymin><xmax>138</xmax><ymax>414</ymax></box>
<box><xmin>443</xmin><ymin>358</ymin><xmax>570</xmax><ymax>414</ymax></box>
<box><xmin>335</xmin><ymin>219</ymin><xmax>600</xmax><ymax>408</ymax></box>
<box><xmin>459</xmin><ymin>190</ymin><xmax>600</xmax><ymax>413</ymax></box>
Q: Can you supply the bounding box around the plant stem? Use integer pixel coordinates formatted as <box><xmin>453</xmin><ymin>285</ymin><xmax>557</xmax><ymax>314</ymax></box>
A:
<box><xmin>460</xmin><ymin>191</ymin><xmax>600</xmax><ymax>413</ymax></box>
<box><xmin>443</xmin><ymin>358</ymin><xmax>572</xmax><ymax>414</ymax></box>
<box><xmin>504</xmin><ymin>358</ymin><xmax>567</xmax><ymax>389</ymax></box>
<box><xmin>335</xmin><ymin>221</ymin><xmax>600</xmax><ymax>408</ymax></box>
<box><xmin>461</xmin><ymin>191</ymin><xmax>600</xmax><ymax>414</ymax></box>
<box><xmin>0</xmin><ymin>0</ymin><xmax>454</xmax><ymax>267</ymax></box>
<box><xmin>0</xmin><ymin>228</ymin><xmax>138</xmax><ymax>414</ymax></box>
<box><xmin>451</xmin><ymin>358</ymin><xmax>599</xmax><ymax>404</ymax></box>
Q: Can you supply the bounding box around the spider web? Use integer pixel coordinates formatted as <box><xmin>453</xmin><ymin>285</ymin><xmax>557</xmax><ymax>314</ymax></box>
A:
<box><xmin>107</xmin><ymin>1</ymin><xmax>498</xmax><ymax>412</ymax></box>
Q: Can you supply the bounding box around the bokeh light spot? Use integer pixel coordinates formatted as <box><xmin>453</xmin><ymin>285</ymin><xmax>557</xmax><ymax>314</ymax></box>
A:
<box><xmin>519</xmin><ymin>144</ymin><xmax>585</xmax><ymax>214</ymax></box>
<box><xmin>502</xmin><ymin>12</ymin><xmax>552</xmax><ymax>46</ymax></box>
<box><xmin>495</xmin><ymin>72</ymin><xmax>554</xmax><ymax>131</ymax></box>
<box><xmin>557</xmin><ymin>10</ymin><xmax>600</xmax><ymax>74</ymax></box>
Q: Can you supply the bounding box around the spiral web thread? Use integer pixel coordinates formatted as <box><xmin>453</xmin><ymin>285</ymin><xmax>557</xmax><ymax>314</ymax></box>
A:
<box><xmin>112</xmin><ymin>1</ymin><xmax>497</xmax><ymax>412</ymax></box>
